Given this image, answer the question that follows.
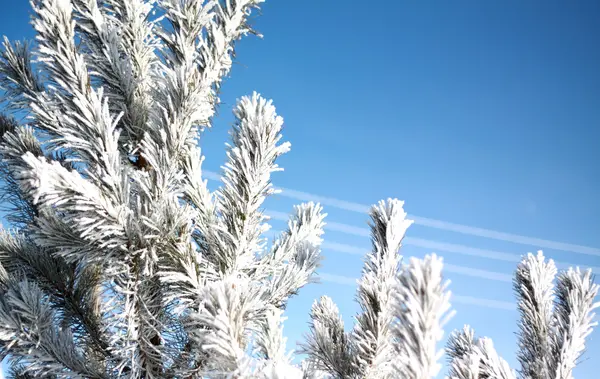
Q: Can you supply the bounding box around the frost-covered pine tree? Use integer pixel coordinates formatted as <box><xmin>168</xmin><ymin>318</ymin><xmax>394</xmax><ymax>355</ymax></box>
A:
<box><xmin>298</xmin><ymin>226</ymin><xmax>598</xmax><ymax>379</ymax></box>
<box><xmin>446</xmin><ymin>251</ymin><xmax>599</xmax><ymax>379</ymax></box>
<box><xmin>0</xmin><ymin>1</ymin><xmax>598</xmax><ymax>379</ymax></box>
<box><xmin>0</xmin><ymin>0</ymin><xmax>325</xmax><ymax>377</ymax></box>
<box><xmin>299</xmin><ymin>236</ymin><xmax>599</xmax><ymax>379</ymax></box>
<box><xmin>299</xmin><ymin>200</ymin><xmax>455</xmax><ymax>379</ymax></box>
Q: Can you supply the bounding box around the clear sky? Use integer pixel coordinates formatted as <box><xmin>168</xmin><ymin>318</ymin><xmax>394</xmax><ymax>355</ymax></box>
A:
<box><xmin>1</xmin><ymin>1</ymin><xmax>599</xmax><ymax>377</ymax></box>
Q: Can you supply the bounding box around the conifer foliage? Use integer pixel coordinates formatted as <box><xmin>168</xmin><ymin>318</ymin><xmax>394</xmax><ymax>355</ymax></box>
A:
<box><xmin>446</xmin><ymin>252</ymin><xmax>599</xmax><ymax>379</ymax></box>
<box><xmin>0</xmin><ymin>1</ymin><xmax>597</xmax><ymax>378</ymax></box>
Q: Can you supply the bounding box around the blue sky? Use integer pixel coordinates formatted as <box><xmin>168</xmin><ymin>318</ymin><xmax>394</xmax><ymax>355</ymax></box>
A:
<box><xmin>1</xmin><ymin>0</ymin><xmax>600</xmax><ymax>377</ymax></box>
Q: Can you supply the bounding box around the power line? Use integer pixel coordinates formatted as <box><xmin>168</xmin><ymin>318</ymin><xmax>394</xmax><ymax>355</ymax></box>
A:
<box><xmin>268</xmin><ymin>211</ymin><xmax>600</xmax><ymax>274</ymax></box>
<box><xmin>317</xmin><ymin>273</ymin><xmax>515</xmax><ymax>311</ymax></box>
<box><xmin>204</xmin><ymin>170</ymin><xmax>600</xmax><ymax>258</ymax></box>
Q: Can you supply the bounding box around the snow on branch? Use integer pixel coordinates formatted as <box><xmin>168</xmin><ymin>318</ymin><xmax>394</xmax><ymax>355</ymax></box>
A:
<box><xmin>0</xmin><ymin>279</ymin><xmax>106</xmax><ymax>378</ymax></box>
<box><xmin>31</xmin><ymin>0</ymin><xmax>124</xmax><ymax>188</ymax></box>
<box><xmin>188</xmin><ymin>278</ymin><xmax>263</xmax><ymax>375</ymax></box>
<box><xmin>19</xmin><ymin>153</ymin><xmax>130</xmax><ymax>263</ymax></box>
<box><xmin>551</xmin><ymin>267</ymin><xmax>600</xmax><ymax>379</ymax></box>
<box><xmin>299</xmin><ymin>296</ymin><xmax>356</xmax><ymax>378</ymax></box>
<box><xmin>255</xmin><ymin>306</ymin><xmax>289</xmax><ymax>362</ymax></box>
<box><xmin>352</xmin><ymin>198</ymin><xmax>413</xmax><ymax>377</ymax></box>
<box><xmin>214</xmin><ymin>92</ymin><xmax>290</xmax><ymax>275</ymax></box>
<box><xmin>73</xmin><ymin>0</ymin><xmax>158</xmax><ymax>147</ymax></box>
<box><xmin>394</xmin><ymin>254</ymin><xmax>454</xmax><ymax>378</ymax></box>
<box><xmin>0</xmin><ymin>121</ymin><xmax>44</xmax><ymax>226</ymax></box>
<box><xmin>0</xmin><ymin>38</ymin><xmax>44</xmax><ymax>112</ymax></box>
<box><xmin>259</xmin><ymin>202</ymin><xmax>326</xmax><ymax>309</ymax></box>
<box><xmin>448</xmin><ymin>251</ymin><xmax>600</xmax><ymax>379</ymax></box>
<box><xmin>201</xmin><ymin>0</ymin><xmax>264</xmax><ymax>93</ymax></box>
<box><xmin>154</xmin><ymin>0</ymin><xmax>263</xmax><ymax>162</ymax></box>
<box><xmin>448</xmin><ymin>335</ymin><xmax>516</xmax><ymax>379</ymax></box>
<box><xmin>514</xmin><ymin>251</ymin><xmax>557</xmax><ymax>379</ymax></box>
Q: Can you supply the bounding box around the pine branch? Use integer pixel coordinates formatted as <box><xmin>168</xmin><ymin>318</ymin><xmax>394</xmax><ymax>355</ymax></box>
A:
<box><xmin>447</xmin><ymin>354</ymin><xmax>483</xmax><ymax>379</ymax></box>
<box><xmin>151</xmin><ymin>0</ymin><xmax>218</xmax><ymax>159</ymax></box>
<box><xmin>351</xmin><ymin>198</ymin><xmax>413</xmax><ymax>377</ymax></box>
<box><xmin>1</xmin><ymin>120</ymin><xmax>90</xmax><ymax>229</ymax></box>
<box><xmin>446</xmin><ymin>325</ymin><xmax>477</xmax><ymax>362</ymax></box>
<box><xmin>0</xmin><ymin>231</ymin><xmax>110</xmax><ymax>361</ymax></box>
<box><xmin>258</xmin><ymin>202</ymin><xmax>326</xmax><ymax>309</ymax></box>
<box><xmin>0</xmin><ymin>38</ymin><xmax>45</xmax><ymax>113</ymax></box>
<box><xmin>158</xmin><ymin>0</ymin><xmax>216</xmax><ymax>68</ymax></box>
<box><xmin>133</xmin><ymin>7</ymin><xmax>272</xmax><ymax>358</ymax></box>
<box><xmin>255</xmin><ymin>306</ymin><xmax>287</xmax><ymax>357</ymax></box>
<box><xmin>124</xmin><ymin>149</ymin><xmax>203</xmax><ymax>376</ymax></box>
<box><xmin>0</xmin><ymin>36</ymin><xmax>70</xmax><ymax>151</ymax></box>
<box><xmin>446</xmin><ymin>326</ymin><xmax>482</xmax><ymax>379</ymax></box>
<box><xmin>74</xmin><ymin>0</ymin><xmax>159</xmax><ymax>150</ymax></box>
<box><xmin>0</xmin><ymin>279</ymin><xmax>107</xmax><ymax>378</ymax></box>
<box><xmin>19</xmin><ymin>153</ymin><xmax>130</xmax><ymax>263</ymax></box>
<box><xmin>183</xmin><ymin>146</ymin><xmax>218</xmax><ymax>233</ymax></box>
<box><xmin>213</xmin><ymin>92</ymin><xmax>290</xmax><ymax>275</ymax></box>
<box><xmin>8</xmin><ymin>360</ymin><xmax>62</xmax><ymax>379</ymax></box>
<box><xmin>514</xmin><ymin>251</ymin><xmax>557</xmax><ymax>379</ymax></box>
<box><xmin>550</xmin><ymin>267</ymin><xmax>599</xmax><ymax>379</ymax></box>
<box><xmin>301</xmin><ymin>360</ymin><xmax>330</xmax><ymax>379</ymax></box>
<box><xmin>0</xmin><ymin>118</ymin><xmax>42</xmax><ymax>227</ymax></box>
<box><xmin>447</xmin><ymin>331</ymin><xmax>516</xmax><ymax>379</ymax></box>
<box><xmin>181</xmin><ymin>146</ymin><xmax>224</xmax><ymax>283</ymax></box>
<box><xmin>298</xmin><ymin>296</ymin><xmax>356</xmax><ymax>379</ymax></box>
<box><xmin>31</xmin><ymin>0</ymin><xmax>125</xmax><ymax>196</ymax></box>
<box><xmin>472</xmin><ymin>338</ymin><xmax>517</xmax><ymax>379</ymax></box>
<box><xmin>188</xmin><ymin>278</ymin><xmax>265</xmax><ymax>376</ymax></box>
<box><xmin>201</xmin><ymin>0</ymin><xmax>265</xmax><ymax>94</ymax></box>
<box><xmin>393</xmin><ymin>254</ymin><xmax>454</xmax><ymax>379</ymax></box>
<box><xmin>152</xmin><ymin>0</ymin><xmax>263</xmax><ymax>169</ymax></box>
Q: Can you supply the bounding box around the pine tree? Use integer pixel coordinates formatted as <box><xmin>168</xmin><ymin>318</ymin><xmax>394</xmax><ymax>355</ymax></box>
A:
<box><xmin>299</xmin><ymin>234</ymin><xmax>599</xmax><ymax>379</ymax></box>
<box><xmin>0</xmin><ymin>1</ymin><xmax>597</xmax><ymax>379</ymax></box>
<box><xmin>299</xmin><ymin>201</ymin><xmax>454</xmax><ymax>379</ymax></box>
<box><xmin>0</xmin><ymin>0</ymin><xmax>321</xmax><ymax>377</ymax></box>
<box><xmin>446</xmin><ymin>251</ymin><xmax>599</xmax><ymax>379</ymax></box>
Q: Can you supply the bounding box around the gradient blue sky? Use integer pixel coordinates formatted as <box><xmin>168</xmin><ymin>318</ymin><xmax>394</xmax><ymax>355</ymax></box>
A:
<box><xmin>1</xmin><ymin>1</ymin><xmax>599</xmax><ymax>377</ymax></box>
